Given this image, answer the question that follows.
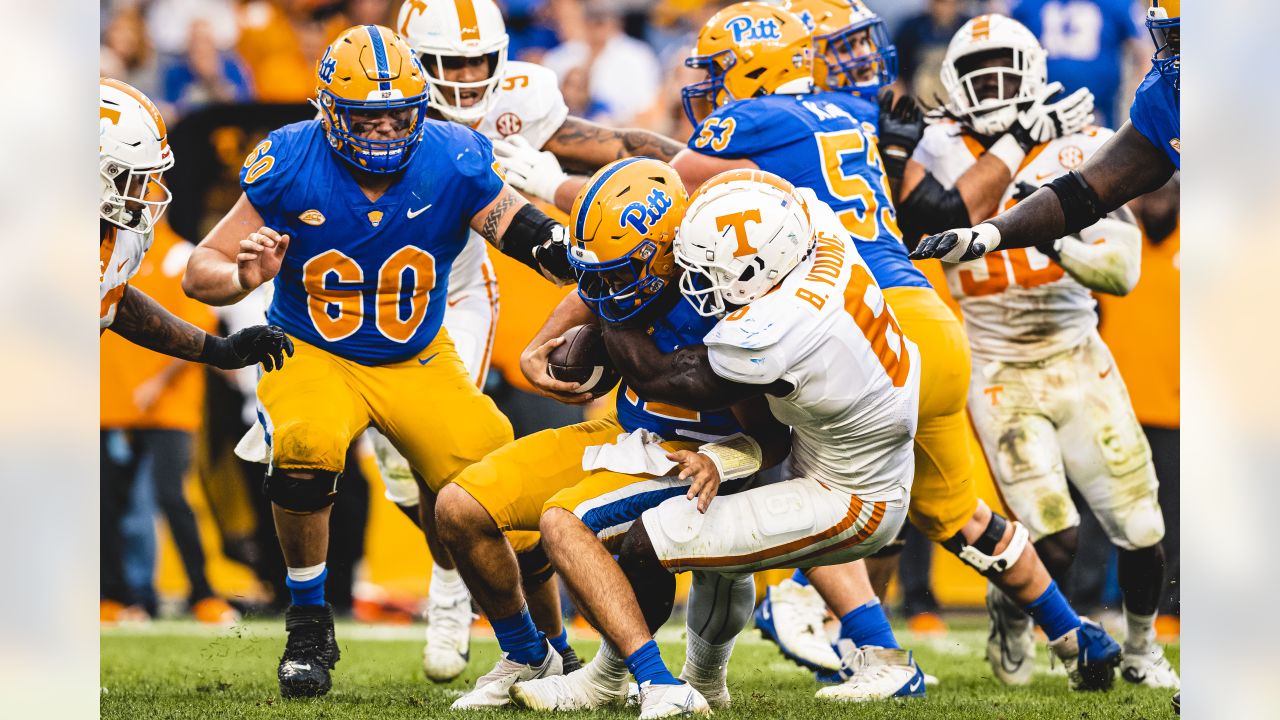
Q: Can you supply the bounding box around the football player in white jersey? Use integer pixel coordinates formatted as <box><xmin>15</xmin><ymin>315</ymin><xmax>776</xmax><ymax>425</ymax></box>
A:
<box><xmin>99</xmin><ymin>77</ymin><xmax>293</xmax><ymax>620</ymax></box>
<box><xmin>364</xmin><ymin>0</ymin><xmax>689</xmax><ymax>683</ymax></box>
<box><xmin>896</xmin><ymin>15</ymin><xmax>1178</xmax><ymax>690</ymax></box>
<box><xmin>513</xmin><ymin>169</ymin><xmax>921</xmax><ymax>716</ymax></box>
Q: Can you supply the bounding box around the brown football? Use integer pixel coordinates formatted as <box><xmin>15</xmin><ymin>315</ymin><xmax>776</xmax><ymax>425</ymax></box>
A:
<box><xmin>547</xmin><ymin>324</ymin><xmax>621</xmax><ymax>397</ymax></box>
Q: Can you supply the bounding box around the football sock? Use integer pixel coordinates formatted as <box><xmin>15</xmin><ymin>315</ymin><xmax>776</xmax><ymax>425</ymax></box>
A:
<box><xmin>588</xmin><ymin>640</ymin><xmax>629</xmax><ymax>685</ymax></box>
<box><xmin>790</xmin><ymin>568</ymin><xmax>811</xmax><ymax>587</ymax></box>
<box><xmin>683</xmin><ymin>628</ymin><xmax>734</xmax><ymax>683</ymax></box>
<box><xmin>285</xmin><ymin>564</ymin><xmax>327</xmax><ymax>607</ymax></box>
<box><xmin>1124</xmin><ymin>606</ymin><xmax>1157</xmax><ymax>654</ymax></box>
<box><xmin>1026</xmin><ymin>581</ymin><xmax>1082</xmax><ymax>641</ymax></box>
<box><xmin>429</xmin><ymin>563</ymin><xmax>467</xmax><ymax>599</ymax></box>
<box><xmin>839</xmin><ymin>598</ymin><xmax>900</xmax><ymax>649</ymax></box>
<box><xmin>548</xmin><ymin>628</ymin><xmax>572</xmax><ymax>657</ymax></box>
<box><xmin>491</xmin><ymin>606</ymin><xmax>548</xmax><ymax>666</ymax></box>
<box><xmin>626</xmin><ymin>639</ymin><xmax>680</xmax><ymax>686</ymax></box>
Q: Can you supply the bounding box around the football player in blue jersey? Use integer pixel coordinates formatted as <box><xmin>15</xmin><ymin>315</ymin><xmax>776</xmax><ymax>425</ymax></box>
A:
<box><xmin>182</xmin><ymin>25</ymin><xmax>575</xmax><ymax>699</ymax></box>
<box><xmin>909</xmin><ymin>0</ymin><xmax>1179</xmax><ymax>263</ymax></box>
<box><xmin>432</xmin><ymin>158</ymin><xmax>781</xmax><ymax>714</ymax></box>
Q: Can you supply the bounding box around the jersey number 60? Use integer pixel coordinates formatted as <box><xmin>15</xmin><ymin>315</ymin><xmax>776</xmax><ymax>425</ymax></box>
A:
<box><xmin>302</xmin><ymin>248</ymin><xmax>437</xmax><ymax>343</ymax></box>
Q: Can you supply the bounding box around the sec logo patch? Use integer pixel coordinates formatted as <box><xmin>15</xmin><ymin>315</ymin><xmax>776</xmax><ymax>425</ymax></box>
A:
<box><xmin>1058</xmin><ymin>146</ymin><xmax>1084</xmax><ymax>170</ymax></box>
<box><xmin>496</xmin><ymin>112</ymin><xmax>523</xmax><ymax>137</ymax></box>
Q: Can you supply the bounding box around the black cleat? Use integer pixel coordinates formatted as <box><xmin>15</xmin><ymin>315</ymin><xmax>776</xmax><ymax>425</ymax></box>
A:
<box><xmin>560</xmin><ymin>643</ymin><xmax>583</xmax><ymax>674</ymax></box>
<box><xmin>278</xmin><ymin>603</ymin><xmax>341</xmax><ymax>698</ymax></box>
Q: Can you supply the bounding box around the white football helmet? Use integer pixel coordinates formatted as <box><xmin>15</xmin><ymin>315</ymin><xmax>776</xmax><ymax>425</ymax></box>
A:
<box><xmin>940</xmin><ymin>14</ymin><xmax>1047</xmax><ymax>135</ymax></box>
<box><xmin>397</xmin><ymin>0</ymin><xmax>509</xmax><ymax>124</ymax></box>
<box><xmin>99</xmin><ymin>78</ymin><xmax>174</xmax><ymax>234</ymax></box>
<box><xmin>675</xmin><ymin>169</ymin><xmax>814</xmax><ymax>318</ymax></box>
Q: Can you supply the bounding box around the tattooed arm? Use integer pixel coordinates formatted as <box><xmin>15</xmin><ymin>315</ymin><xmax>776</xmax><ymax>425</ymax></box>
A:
<box><xmin>470</xmin><ymin>186</ymin><xmax>576</xmax><ymax>285</ymax></box>
<box><xmin>112</xmin><ymin>284</ymin><xmax>208</xmax><ymax>361</ymax></box>
<box><xmin>542</xmin><ymin>116</ymin><xmax>685</xmax><ymax>171</ymax></box>
<box><xmin>111</xmin><ymin>285</ymin><xmax>296</xmax><ymax>370</ymax></box>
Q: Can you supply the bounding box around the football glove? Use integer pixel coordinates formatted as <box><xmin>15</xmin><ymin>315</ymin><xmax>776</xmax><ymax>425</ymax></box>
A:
<box><xmin>200</xmin><ymin>324</ymin><xmax>295</xmax><ymax>371</ymax></box>
<box><xmin>492</xmin><ymin>135</ymin><xmax>568</xmax><ymax>204</ymax></box>
<box><xmin>909</xmin><ymin>223</ymin><xmax>1002</xmax><ymax>263</ymax></box>
<box><xmin>1008</xmin><ymin>82</ymin><xmax>1095</xmax><ymax>152</ymax></box>
<box><xmin>877</xmin><ymin>90</ymin><xmax>925</xmax><ymax>181</ymax></box>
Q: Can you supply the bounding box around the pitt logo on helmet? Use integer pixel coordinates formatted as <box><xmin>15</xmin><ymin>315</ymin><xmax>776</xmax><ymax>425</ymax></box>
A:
<box><xmin>569</xmin><ymin>158</ymin><xmax>689</xmax><ymax>323</ymax></box>
<box><xmin>620</xmin><ymin>189</ymin><xmax>674</xmax><ymax>235</ymax></box>
<box><xmin>725</xmin><ymin>15</ymin><xmax>782</xmax><ymax>43</ymax></box>
<box><xmin>316</xmin><ymin>25</ymin><xmax>429</xmax><ymax>174</ymax></box>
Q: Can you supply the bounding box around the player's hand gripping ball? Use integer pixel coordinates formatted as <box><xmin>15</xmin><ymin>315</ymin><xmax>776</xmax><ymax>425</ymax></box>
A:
<box><xmin>546</xmin><ymin>324</ymin><xmax>621</xmax><ymax>399</ymax></box>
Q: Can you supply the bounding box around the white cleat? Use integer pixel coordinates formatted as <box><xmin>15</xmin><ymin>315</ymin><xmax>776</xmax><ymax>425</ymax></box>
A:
<box><xmin>757</xmin><ymin>579</ymin><xmax>842</xmax><ymax>671</ymax></box>
<box><xmin>638</xmin><ymin>681</ymin><xmax>711</xmax><ymax>719</ymax></box>
<box><xmin>509</xmin><ymin>663</ymin><xmax>629</xmax><ymax>711</ymax></box>
<box><xmin>1121</xmin><ymin>645</ymin><xmax>1180</xmax><ymax>689</ymax></box>
<box><xmin>815</xmin><ymin>647</ymin><xmax>927</xmax><ymax>702</ymax></box>
<box><xmin>985</xmin><ymin>583</ymin><xmax>1035</xmax><ymax>686</ymax></box>
<box><xmin>422</xmin><ymin>590</ymin><xmax>474</xmax><ymax>682</ymax></box>
<box><xmin>451</xmin><ymin>644</ymin><xmax>562</xmax><ymax>709</ymax></box>
<box><xmin>679</xmin><ymin>666</ymin><xmax>730</xmax><ymax>709</ymax></box>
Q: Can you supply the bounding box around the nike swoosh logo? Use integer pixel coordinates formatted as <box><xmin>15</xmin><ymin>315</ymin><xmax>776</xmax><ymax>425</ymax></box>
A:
<box><xmin>1099</xmin><ymin>365</ymin><xmax>1113</xmax><ymax>379</ymax></box>
<box><xmin>116</xmin><ymin>260</ymin><xmax>129</xmax><ymax>272</ymax></box>
<box><xmin>446</xmin><ymin>295</ymin><xmax>468</xmax><ymax>307</ymax></box>
<box><xmin>1034</xmin><ymin>172</ymin><xmax>1057</xmax><ymax>181</ymax></box>
<box><xmin>909</xmin><ymin>676</ymin><xmax>923</xmax><ymax>692</ymax></box>
<box><xmin>407</xmin><ymin>204</ymin><xmax>433</xmax><ymax>219</ymax></box>
<box><xmin>418</xmin><ymin>353</ymin><xmax>439</xmax><ymax>365</ymax></box>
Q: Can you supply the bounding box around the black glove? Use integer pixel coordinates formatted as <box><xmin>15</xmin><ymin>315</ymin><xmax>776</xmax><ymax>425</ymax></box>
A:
<box><xmin>877</xmin><ymin>90</ymin><xmax>924</xmax><ymax>181</ymax></box>
<box><xmin>532</xmin><ymin>225</ymin><xmax>576</xmax><ymax>285</ymax></box>
<box><xmin>200</xmin><ymin>324</ymin><xmax>295</xmax><ymax>371</ymax></box>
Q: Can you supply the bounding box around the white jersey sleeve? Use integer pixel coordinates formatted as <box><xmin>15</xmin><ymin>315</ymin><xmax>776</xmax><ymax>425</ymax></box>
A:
<box><xmin>475</xmin><ymin>61</ymin><xmax>570</xmax><ymax>150</ymax></box>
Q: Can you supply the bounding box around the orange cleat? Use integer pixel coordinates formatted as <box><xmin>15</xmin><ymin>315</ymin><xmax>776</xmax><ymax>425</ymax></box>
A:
<box><xmin>192</xmin><ymin>597</ymin><xmax>240</xmax><ymax>625</ymax></box>
<box><xmin>906</xmin><ymin>611</ymin><xmax>949</xmax><ymax>636</ymax></box>
<box><xmin>1154</xmin><ymin>614</ymin><xmax>1180</xmax><ymax>642</ymax></box>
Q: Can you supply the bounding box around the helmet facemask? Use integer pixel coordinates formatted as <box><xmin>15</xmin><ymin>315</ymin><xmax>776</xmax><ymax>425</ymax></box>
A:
<box><xmin>571</xmin><ymin>241</ymin><xmax>671</xmax><ymax>323</ymax></box>
<box><xmin>1146</xmin><ymin>4</ymin><xmax>1180</xmax><ymax>90</ymax></box>
<box><xmin>815</xmin><ymin>18</ymin><xmax>898</xmax><ymax>96</ymax></box>
<box><xmin>320</xmin><ymin>92</ymin><xmax>428</xmax><ymax>174</ymax></box>
<box><xmin>944</xmin><ymin>47</ymin><xmax>1044</xmax><ymax>135</ymax></box>
<box><xmin>420</xmin><ymin>42</ymin><xmax>508</xmax><ymax>124</ymax></box>
<box><xmin>99</xmin><ymin>155</ymin><xmax>173</xmax><ymax>233</ymax></box>
<box><xmin>682</xmin><ymin>50</ymin><xmax>737</xmax><ymax>125</ymax></box>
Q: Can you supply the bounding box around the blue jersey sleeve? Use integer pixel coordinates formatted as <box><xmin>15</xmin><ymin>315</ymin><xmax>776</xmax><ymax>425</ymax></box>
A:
<box><xmin>1128</xmin><ymin>68</ymin><xmax>1180</xmax><ymax>168</ymax></box>
<box><xmin>687</xmin><ymin>99</ymin><xmax>813</xmax><ymax>159</ymax></box>
<box><xmin>239</xmin><ymin>122</ymin><xmax>310</xmax><ymax>229</ymax></box>
<box><xmin>448</xmin><ymin>127</ymin><xmax>506</xmax><ymax>220</ymax></box>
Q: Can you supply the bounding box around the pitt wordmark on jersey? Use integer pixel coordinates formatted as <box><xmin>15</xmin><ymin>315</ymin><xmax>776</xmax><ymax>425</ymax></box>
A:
<box><xmin>913</xmin><ymin>121</ymin><xmax>1115</xmax><ymax>363</ymax></box>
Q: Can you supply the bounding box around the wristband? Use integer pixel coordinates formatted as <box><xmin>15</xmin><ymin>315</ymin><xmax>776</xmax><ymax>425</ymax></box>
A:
<box><xmin>987</xmin><ymin>134</ymin><xmax>1027</xmax><ymax>177</ymax></box>
<box><xmin>696</xmin><ymin>433</ymin><xmax>763</xmax><ymax>481</ymax></box>
<box><xmin>231</xmin><ymin>269</ymin><xmax>246</xmax><ymax>293</ymax></box>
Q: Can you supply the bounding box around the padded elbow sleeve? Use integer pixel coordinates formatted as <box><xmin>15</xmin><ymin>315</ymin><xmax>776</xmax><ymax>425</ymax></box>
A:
<box><xmin>1046</xmin><ymin>170</ymin><xmax>1106</xmax><ymax>235</ymax></box>
<box><xmin>898</xmin><ymin>173</ymin><xmax>971</xmax><ymax>244</ymax></box>
<box><xmin>500</xmin><ymin>204</ymin><xmax>575</xmax><ymax>283</ymax></box>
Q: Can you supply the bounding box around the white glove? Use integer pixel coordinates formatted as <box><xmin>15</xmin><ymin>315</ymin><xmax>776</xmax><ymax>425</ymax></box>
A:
<box><xmin>1009</xmin><ymin>81</ymin><xmax>1095</xmax><ymax>150</ymax></box>
<box><xmin>491</xmin><ymin>135</ymin><xmax>568</xmax><ymax>204</ymax></box>
<box><xmin>908</xmin><ymin>222</ymin><xmax>1003</xmax><ymax>263</ymax></box>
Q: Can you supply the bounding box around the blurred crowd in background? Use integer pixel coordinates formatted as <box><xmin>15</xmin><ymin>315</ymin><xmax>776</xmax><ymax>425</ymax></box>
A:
<box><xmin>99</xmin><ymin>0</ymin><xmax>1179</xmax><ymax>641</ymax></box>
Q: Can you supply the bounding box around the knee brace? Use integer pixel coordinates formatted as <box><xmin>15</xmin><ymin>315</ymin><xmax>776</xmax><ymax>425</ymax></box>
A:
<box><xmin>516</xmin><ymin>542</ymin><xmax>555</xmax><ymax>588</ymax></box>
<box><xmin>942</xmin><ymin>512</ymin><xmax>1029</xmax><ymax>578</ymax></box>
<box><xmin>264</xmin><ymin>469</ymin><xmax>340</xmax><ymax>513</ymax></box>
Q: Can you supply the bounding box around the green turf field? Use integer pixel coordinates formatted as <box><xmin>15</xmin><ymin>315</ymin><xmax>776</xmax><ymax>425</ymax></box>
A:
<box><xmin>101</xmin><ymin>617</ymin><xmax>1178</xmax><ymax>719</ymax></box>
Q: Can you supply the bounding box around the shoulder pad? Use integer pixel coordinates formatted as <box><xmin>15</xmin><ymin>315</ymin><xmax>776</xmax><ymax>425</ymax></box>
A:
<box><xmin>689</xmin><ymin>96</ymin><xmax>809</xmax><ymax>157</ymax></box>
<box><xmin>240</xmin><ymin>120</ymin><xmax>315</xmax><ymax>210</ymax></box>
